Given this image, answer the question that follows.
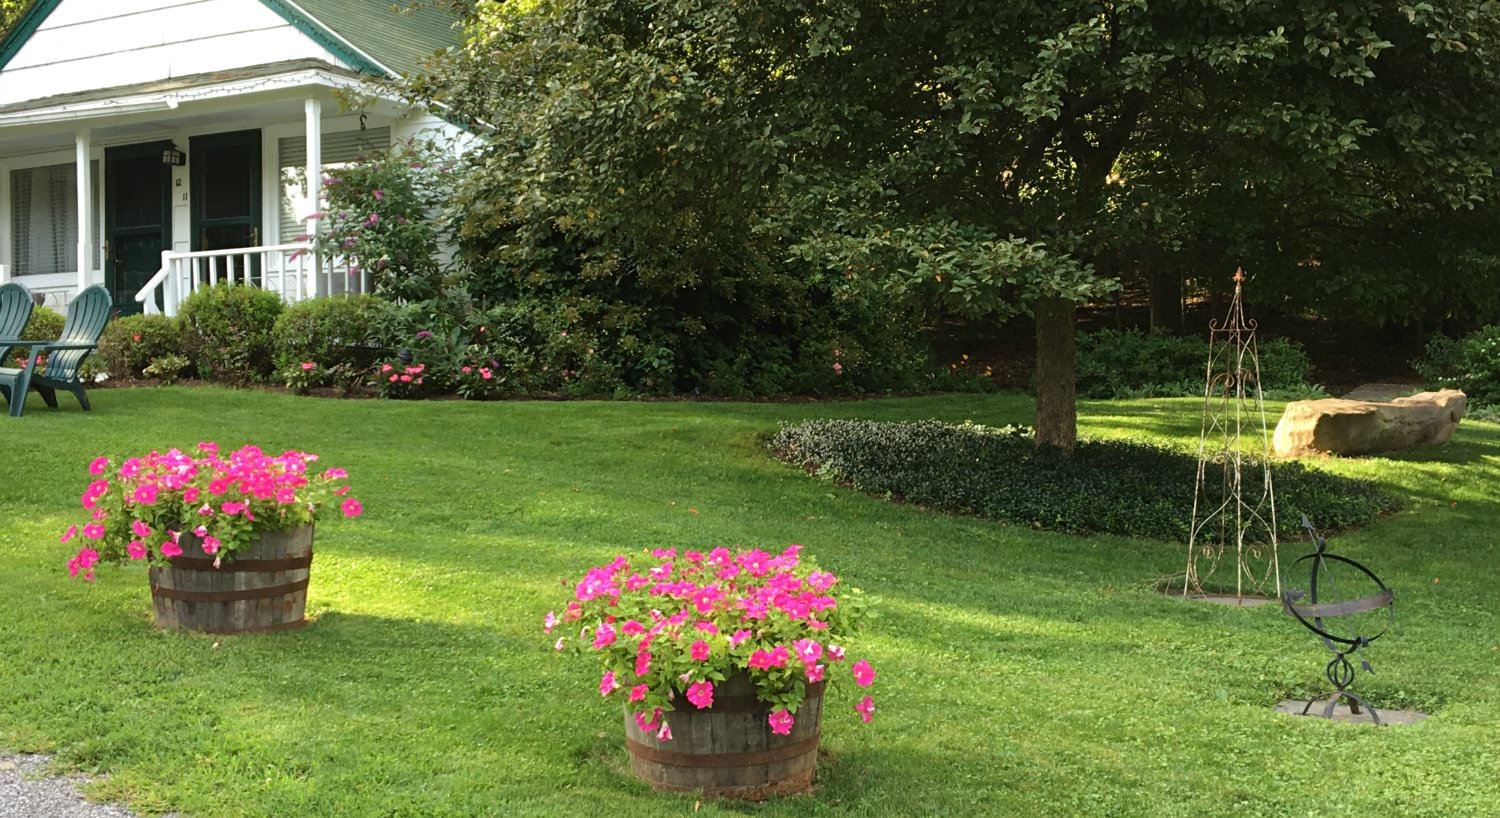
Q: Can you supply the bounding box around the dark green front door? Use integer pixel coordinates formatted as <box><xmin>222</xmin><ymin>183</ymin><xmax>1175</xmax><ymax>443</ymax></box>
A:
<box><xmin>190</xmin><ymin>129</ymin><xmax>262</xmax><ymax>282</ymax></box>
<box><xmin>105</xmin><ymin>142</ymin><xmax>172</xmax><ymax>314</ymax></box>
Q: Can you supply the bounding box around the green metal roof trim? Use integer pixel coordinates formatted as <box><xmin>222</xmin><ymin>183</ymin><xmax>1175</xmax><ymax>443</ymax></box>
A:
<box><xmin>0</xmin><ymin>0</ymin><xmax>459</xmax><ymax>78</ymax></box>
<box><xmin>273</xmin><ymin>0</ymin><xmax>461</xmax><ymax>79</ymax></box>
<box><xmin>0</xmin><ymin>0</ymin><xmax>62</xmax><ymax>72</ymax></box>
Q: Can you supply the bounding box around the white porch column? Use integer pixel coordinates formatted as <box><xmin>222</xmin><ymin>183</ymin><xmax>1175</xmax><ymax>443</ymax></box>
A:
<box><xmin>75</xmin><ymin>128</ymin><xmax>91</xmax><ymax>295</ymax></box>
<box><xmin>304</xmin><ymin>97</ymin><xmax>322</xmax><ymax>297</ymax></box>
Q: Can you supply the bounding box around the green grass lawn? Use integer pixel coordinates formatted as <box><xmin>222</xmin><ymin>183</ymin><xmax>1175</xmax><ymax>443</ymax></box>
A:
<box><xmin>1</xmin><ymin>388</ymin><xmax>1497</xmax><ymax>817</ymax></box>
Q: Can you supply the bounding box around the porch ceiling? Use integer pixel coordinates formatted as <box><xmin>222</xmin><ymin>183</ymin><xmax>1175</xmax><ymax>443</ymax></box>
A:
<box><xmin>0</xmin><ymin>60</ymin><xmax>407</xmax><ymax>158</ymax></box>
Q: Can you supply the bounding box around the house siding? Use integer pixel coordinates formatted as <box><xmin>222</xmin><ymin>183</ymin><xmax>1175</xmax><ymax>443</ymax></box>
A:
<box><xmin>0</xmin><ymin>0</ymin><xmax>349</xmax><ymax>107</ymax></box>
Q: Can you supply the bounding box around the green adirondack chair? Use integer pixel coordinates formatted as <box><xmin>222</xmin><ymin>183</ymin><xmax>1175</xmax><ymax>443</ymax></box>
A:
<box><xmin>0</xmin><ymin>285</ymin><xmax>111</xmax><ymax>418</ymax></box>
<box><xmin>0</xmin><ymin>282</ymin><xmax>34</xmax><ymax>364</ymax></box>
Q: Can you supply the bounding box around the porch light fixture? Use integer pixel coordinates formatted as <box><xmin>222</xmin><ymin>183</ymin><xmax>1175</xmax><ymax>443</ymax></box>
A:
<box><xmin>162</xmin><ymin>144</ymin><xmax>186</xmax><ymax>166</ymax></box>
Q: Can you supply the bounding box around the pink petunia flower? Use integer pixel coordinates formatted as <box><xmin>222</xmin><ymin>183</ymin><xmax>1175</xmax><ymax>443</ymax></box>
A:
<box><xmin>805</xmin><ymin>663</ymin><xmax>825</xmax><ymax>683</ymax></box>
<box><xmin>592</xmin><ymin>621</ymin><xmax>617</xmax><ymax>649</ymax></box>
<box><xmin>729</xmin><ymin>629</ymin><xmax>753</xmax><ymax>647</ymax></box>
<box><xmin>656</xmin><ymin>720</ymin><xmax>672</xmax><ymax>742</ymax></box>
<box><xmin>826</xmin><ymin>644</ymin><xmax>846</xmax><ymax>662</ymax></box>
<box><xmin>131</xmin><ymin>519</ymin><xmax>152</xmax><ymax>538</ymax></box>
<box><xmin>690</xmin><ymin>639</ymin><xmax>711</xmax><ymax>662</ymax></box>
<box><xmin>768</xmin><ymin>709</ymin><xmax>794</xmax><ymax>736</ymax></box>
<box><xmin>88</xmin><ymin>456</ymin><xmax>109</xmax><ymax>476</ymax></box>
<box><xmin>553</xmin><ymin>637</ymin><xmax>566</xmax><ymax>652</ymax></box>
<box><xmin>67</xmin><ymin>548</ymin><xmax>100</xmax><ymax>581</ymax></box>
<box><xmin>126</xmin><ymin>540</ymin><xmax>148</xmax><ymax>560</ymax></box>
<box><xmin>851</xmin><ymin>659</ymin><xmax>876</xmax><ymax>687</ymax></box>
<box><xmin>686</xmin><ymin>680</ymin><xmax>714</xmax><ymax>709</ymax></box>
<box><xmin>81</xmin><ymin>523</ymin><xmax>105</xmax><ymax>540</ymax></box>
<box><xmin>60</xmin><ymin>525</ymin><xmax>78</xmax><ymax>544</ymax></box>
<box><xmin>628</xmin><ymin>684</ymin><xmax>649</xmax><ymax>703</ymax></box>
<box><xmin>599</xmin><ymin>671</ymin><xmax>620</xmax><ymax>697</ymax></box>
<box><xmin>201</xmin><ymin>536</ymin><xmax>221</xmax><ymax>555</ymax></box>
<box><xmin>543</xmin><ymin>611</ymin><xmax>558</xmax><ymax>634</ymax></box>
<box><xmin>793</xmin><ymin>638</ymin><xmax>823</xmax><ymax>665</ymax></box>
<box><xmin>635</xmin><ymin>650</ymin><xmax>652</xmax><ymax>677</ymax></box>
<box><xmin>855</xmin><ymin>695</ymin><xmax>875</xmax><ymax>723</ymax></box>
<box><xmin>341</xmin><ymin>498</ymin><xmax>363</xmax><ymax>518</ymax></box>
<box><xmin>633</xmin><ymin>707</ymin><xmax>661</xmax><ymax>733</ymax></box>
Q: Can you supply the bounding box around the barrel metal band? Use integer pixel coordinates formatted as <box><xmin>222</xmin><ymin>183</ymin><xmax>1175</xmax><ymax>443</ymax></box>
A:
<box><xmin>167</xmin><ymin>555</ymin><xmax>313</xmax><ymax>572</ymax></box>
<box><xmin>151</xmin><ymin>578</ymin><xmax>309</xmax><ymax>603</ymax></box>
<box><xmin>625</xmin><ymin>733</ymin><xmax>820</xmax><ymax>769</ymax></box>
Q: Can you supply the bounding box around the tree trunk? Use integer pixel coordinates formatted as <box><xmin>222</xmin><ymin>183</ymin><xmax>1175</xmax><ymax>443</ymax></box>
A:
<box><xmin>1148</xmin><ymin>264</ymin><xmax>1183</xmax><ymax>334</ymax></box>
<box><xmin>1034</xmin><ymin>296</ymin><xmax>1078</xmax><ymax>454</ymax></box>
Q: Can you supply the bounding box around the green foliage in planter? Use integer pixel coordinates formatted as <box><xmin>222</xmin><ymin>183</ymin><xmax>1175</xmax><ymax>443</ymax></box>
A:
<box><xmin>768</xmin><ymin>419</ymin><xmax>1396</xmax><ymax>542</ymax></box>
<box><xmin>1076</xmin><ymin>329</ymin><xmax>1316</xmax><ymax>399</ymax></box>
<box><xmin>178</xmin><ymin>284</ymin><xmax>285</xmax><ymax>383</ymax></box>
<box><xmin>3</xmin><ymin>306</ymin><xmax>64</xmax><ymax>367</ymax></box>
<box><xmin>1414</xmin><ymin>325</ymin><xmax>1500</xmax><ymax>407</ymax></box>
<box><xmin>97</xmin><ymin>314</ymin><xmax>185</xmax><ymax>379</ymax></box>
<box><xmin>271</xmin><ymin>295</ymin><xmax>392</xmax><ymax>385</ymax></box>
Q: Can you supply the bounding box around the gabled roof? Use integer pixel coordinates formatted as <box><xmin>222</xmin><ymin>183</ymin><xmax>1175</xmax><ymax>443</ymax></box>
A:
<box><xmin>0</xmin><ymin>0</ymin><xmax>460</xmax><ymax>79</ymax></box>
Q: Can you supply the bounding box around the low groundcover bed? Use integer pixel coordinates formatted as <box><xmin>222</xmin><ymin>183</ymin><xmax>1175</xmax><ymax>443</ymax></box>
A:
<box><xmin>768</xmin><ymin>419</ymin><xmax>1396</xmax><ymax>541</ymax></box>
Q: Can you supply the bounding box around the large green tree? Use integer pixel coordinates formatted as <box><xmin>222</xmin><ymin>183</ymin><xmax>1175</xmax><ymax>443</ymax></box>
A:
<box><xmin>423</xmin><ymin>0</ymin><xmax>1500</xmax><ymax>450</ymax></box>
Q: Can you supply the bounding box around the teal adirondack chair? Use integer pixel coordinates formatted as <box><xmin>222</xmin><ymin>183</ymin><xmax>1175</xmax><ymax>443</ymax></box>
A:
<box><xmin>0</xmin><ymin>285</ymin><xmax>111</xmax><ymax>418</ymax></box>
<box><xmin>0</xmin><ymin>282</ymin><xmax>34</xmax><ymax>364</ymax></box>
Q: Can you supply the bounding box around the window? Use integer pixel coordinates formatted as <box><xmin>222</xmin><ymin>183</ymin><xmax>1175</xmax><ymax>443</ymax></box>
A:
<box><xmin>9</xmin><ymin>161</ymin><xmax>100</xmax><ymax>276</ymax></box>
<box><xmin>277</xmin><ymin>127</ymin><xmax>391</xmax><ymax>244</ymax></box>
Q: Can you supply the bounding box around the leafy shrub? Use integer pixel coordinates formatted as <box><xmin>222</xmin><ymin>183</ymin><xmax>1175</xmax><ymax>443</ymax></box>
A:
<box><xmin>1076</xmin><ymin>329</ymin><xmax>1315</xmax><ymax>399</ymax></box>
<box><xmin>4</xmin><ymin>307</ymin><xmax>64</xmax><ymax>367</ymax></box>
<box><xmin>768</xmin><ymin>420</ymin><xmax>1395</xmax><ymax>541</ymax></box>
<box><xmin>178</xmin><ymin>285</ymin><xmax>285</xmax><ymax>383</ymax></box>
<box><xmin>97</xmin><ymin>314</ymin><xmax>184</xmax><ymax>379</ymax></box>
<box><xmin>271</xmin><ymin>295</ymin><xmax>391</xmax><ymax>382</ymax></box>
<box><xmin>312</xmin><ymin>138</ymin><xmax>458</xmax><ymax>302</ymax></box>
<box><xmin>143</xmin><ymin>353</ymin><xmax>190</xmax><ymax>385</ymax></box>
<box><xmin>1414</xmin><ymin>326</ymin><xmax>1500</xmax><ymax>406</ymax></box>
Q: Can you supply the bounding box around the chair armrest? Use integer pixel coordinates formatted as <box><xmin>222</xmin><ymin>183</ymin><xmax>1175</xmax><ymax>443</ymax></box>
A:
<box><xmin>0</xmin><ymin>338</ymin><xmax>45</xmax><ymax>346</ymax></box>
<box><xmin>33</xmin><ymin>342</ymin><xmax>98</xmax><ymax>351</ymax></box>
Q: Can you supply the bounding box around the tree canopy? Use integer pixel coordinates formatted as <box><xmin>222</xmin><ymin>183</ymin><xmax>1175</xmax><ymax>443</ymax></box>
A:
<box><xmin>422</xmin><ymin>0</ymin><xmax>1500</xmax><ymax>448</ymax></box>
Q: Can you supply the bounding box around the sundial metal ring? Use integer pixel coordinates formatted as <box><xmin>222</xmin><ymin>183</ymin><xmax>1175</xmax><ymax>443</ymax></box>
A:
<box><xmin>1281</xmin><ymin>514</ymin><xmax>1395</xmax><ymax>724</ymax></box>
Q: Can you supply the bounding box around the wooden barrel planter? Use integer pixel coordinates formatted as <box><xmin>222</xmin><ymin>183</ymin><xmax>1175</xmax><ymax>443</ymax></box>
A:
<box><xmin>623</xmin><ymin>674</ymin><xmax>823</xmax><ymax>800</ymax></box>
<box><xmin>148</xmin><ymin>526</ymin><xmax>313</xmax><ymax>634</ymax></box>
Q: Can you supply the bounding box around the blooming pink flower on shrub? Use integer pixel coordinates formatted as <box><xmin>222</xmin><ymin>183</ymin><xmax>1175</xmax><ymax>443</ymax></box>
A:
<box><xmin>479</xmin><ymin>367</ymin><xmax>493</xmax><ymax>380</ymax></box>
<box><xmin>851</xmin><ymin>659</ymin><xmax>876</xmax><ymax>687</ymax></box>
<box><xmin>768</xmin><ymin>709</ymin><xmax>794</xmax><ymax>736</ymax></box>
<box><xmin>629</xmin><ymin>684</ymin><xmax>648</xmax><ymax>703</ymax></box>
<box><xmin>300</xmin><ymin>362</ymin><xmax>316</xmax><ymax>371</ymax></box>
<box><xmin>88</xmin><ymin>457</ymin><xmax>109</xmax><ymax>476</ymax></box>
<box><xmin>201</xmin><ymin>536</ymin><xmax>221</xmax><ymax>555</ymax></box>
<box><xmin>131</xmin><ymin>484</ymin><xmax>159</xmax><ymax>505</ymax></box>
<box><xmin>793</xmin><ymin>638</ymin><xmax>823</xmax><ymax>665</ymax></box>
<box><xmin>856</xmin><ymin>695</ymin><xmax>875</xmax><ymax>723</ymax></box>
<box><xmin>599</xmin><ymin>671</ymin><xmax>619</xmax><ymax>697</ymax></box>
<box><xmin>193</xmin><ymin>525</ymin><xmax>208</xmax><ymax>538</ymax></box>
<box><xmin>82</xmin><ymin>523</ymin><xmax>105</xmax><ymax>540</ymax></box>
<box><xmin>806</xmin><ymin>664</ymin><xmax>825</xmax><ymax>683</ymax></box>
<box><xmin>126</xmin><ymin>540</ymin><xmax>147</xmax><ymax>560</ymax></box>
<box><xmin>749</xmin><ymin>646</ymin><xmax>789</xmax><ymax>670</ymax></box>
<box><xmin>183</xmin><ymin>487</ymin><xmax>201</xmax><ymax>504</ymax></box>
<box><xmin>130</xmin><ymin>520</ymin><xmax>152</xmax><ymax>538</ymax></box>
<box><xmin>633</xmin><ymin>708</ymin><xmax>661</xmax><ymax>732</ymax></box>
<box><xmin>826</xmin><ymin>645</ymin><xmax>846</xmax><ymax>662</ymax></box>
<box><xmin>635</xmin><ymin>650</ymin><xmax>652</xmax><ymax>677</ymax></box>
<box><xmin>159</xmin><ymin>540</ymin><xmax>183</xmax><ymax>558</ymax></box>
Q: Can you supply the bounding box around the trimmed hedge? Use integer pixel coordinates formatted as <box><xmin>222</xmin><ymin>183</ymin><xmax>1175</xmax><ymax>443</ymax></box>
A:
<box><xmin>271</xmin><ymin>294</ymin><xmax>392</xmax><ymax>379</ymax></box>
<box><xmin>768</xmin><ymin>420</ymin><xmax>1395</xmax><ymax>541</ymax></box>
<box><xmin>3</xmin><ymin>307</ymin><xmax>65</xmax><ymax>366</ymax></box>
<box><xmin>179</xmin><ymin>284</ymin><xmax>284</xmax><ymax>383</ymax></box>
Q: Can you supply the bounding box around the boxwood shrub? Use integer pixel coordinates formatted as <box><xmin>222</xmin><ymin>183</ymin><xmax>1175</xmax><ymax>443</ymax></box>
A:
<box><xmin>271</xmin><ymin>294</ymin><xmax>392</xmax><ymax>381</ymax></box>
<box><xmin>3</xmin><ymin>306</ymin><xmax>64</xmax><ymax>367</ymax></box>
<box><xmin>179</xmin><ymin>284</ymin><xmax>284</xmax><ymax>383</ymax></box>
<box><xmin>768</xmin><ymin>420</ymin><xmax>1395</xmax><ymax>541</ymax></box>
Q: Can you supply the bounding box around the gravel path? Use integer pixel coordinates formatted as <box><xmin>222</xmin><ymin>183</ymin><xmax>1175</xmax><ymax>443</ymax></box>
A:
<box><xmin>0</xmin><ymin>754</ymin><xmax>153</xmax><ymax>818</ymax></box>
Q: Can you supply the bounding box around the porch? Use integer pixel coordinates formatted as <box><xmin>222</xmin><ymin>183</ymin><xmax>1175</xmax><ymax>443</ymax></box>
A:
<box><xmin>0</xmin><ymin>64</ymin><xmax>442</xmax><ymax>316</ymax></box>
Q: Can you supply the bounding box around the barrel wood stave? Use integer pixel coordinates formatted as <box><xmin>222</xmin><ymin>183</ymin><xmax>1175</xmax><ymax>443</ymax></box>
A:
<box><xmin>148</xmin><ymin>526</ymin><xmax>313</xmax><ymax>634</ymax></box>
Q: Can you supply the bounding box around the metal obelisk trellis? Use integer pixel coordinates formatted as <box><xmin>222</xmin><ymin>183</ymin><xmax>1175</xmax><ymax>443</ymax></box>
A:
<box><xmin>1184</xmin><ymin>269</ymin><xmax>1280</xmax><ymax>601</ymax></box>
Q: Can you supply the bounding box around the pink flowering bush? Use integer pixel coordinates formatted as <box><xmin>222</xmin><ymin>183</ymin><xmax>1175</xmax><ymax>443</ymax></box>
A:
<box><xmin>62</xmin><ymin>443</ymin><xmax>362</xmax><ymax>580</ymax></box>
<box><xmin>549</xmin><ymin>545</ymin><xmax>878</xmax><ymax>742</ymax></box>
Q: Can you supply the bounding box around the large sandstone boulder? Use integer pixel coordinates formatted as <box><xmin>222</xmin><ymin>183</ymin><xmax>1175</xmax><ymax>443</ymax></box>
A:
<box><xmin>1273</xmin><ymin>389</ymin><xmax>1466</xmax><ymax>457</ymax></box>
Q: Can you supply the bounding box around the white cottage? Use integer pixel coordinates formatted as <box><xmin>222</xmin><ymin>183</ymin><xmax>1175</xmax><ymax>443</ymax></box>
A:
<box><xmin>0</xmin><ymin>0</ymin><xmax>461</xmax><ymax>315</ymax></box>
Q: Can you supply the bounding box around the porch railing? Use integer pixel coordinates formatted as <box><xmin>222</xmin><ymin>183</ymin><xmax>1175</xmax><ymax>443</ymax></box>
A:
<box><xmin>135</xmin><ymin>244</ymin><xmax>368</xmax><ymax>316</ymax></box>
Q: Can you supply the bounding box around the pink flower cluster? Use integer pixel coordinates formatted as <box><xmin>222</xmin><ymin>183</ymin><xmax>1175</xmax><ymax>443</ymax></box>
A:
<box><xmin>549</xmin><ymin>545</ymin><xmax>877</xmax><ymax>742</ymax></box>
<box><xmin>62</xmin><ymin>443</ymin><xmax>362</xmax><ymax>579</ymax></box>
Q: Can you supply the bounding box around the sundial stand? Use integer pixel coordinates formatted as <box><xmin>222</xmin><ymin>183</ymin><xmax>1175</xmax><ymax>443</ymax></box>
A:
<box><xmin>1281</xmin><ymin>515</ymin><xmax>1395</xmax><ymax>725</ymax></box>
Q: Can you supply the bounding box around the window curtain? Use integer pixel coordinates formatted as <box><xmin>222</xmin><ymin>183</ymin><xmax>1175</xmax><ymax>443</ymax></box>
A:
<box><xmin>10</xmin><ymin>161</ymin><xmax>98</xmax><ymax>277</ymax></box>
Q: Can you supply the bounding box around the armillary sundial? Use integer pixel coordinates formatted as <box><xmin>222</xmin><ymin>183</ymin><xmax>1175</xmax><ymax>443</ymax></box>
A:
<box><xmin>1281</xmin><ymin>514</ymin><xmax>1395</xmax><ymax>724</ymax></box>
